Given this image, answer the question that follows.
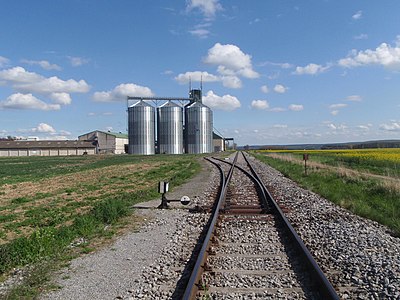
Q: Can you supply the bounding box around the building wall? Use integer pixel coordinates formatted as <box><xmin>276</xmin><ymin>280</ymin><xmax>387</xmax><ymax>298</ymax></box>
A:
<box><xmin>213</xmin><ymin>138</ymin><xmax>225</xmax><ymax>152</ymax></box>
<box><xmin>99</xmin><ymin>132</ymin><xmax>116</xmax><ymax>154</ymax></box>
<box><xmin>79</xmin><ymin>131</ymin><xmax>128</xmax><ymax>154</ymax></box>
<box><xmin>115</xmin><ymin>138</ymin><xmax>128</xmax><ymax>154</ymax></box>
<box><xmin>0</xmin><ymin>148</ymin><xmax>96</xmax><ymax>157</ymax></box>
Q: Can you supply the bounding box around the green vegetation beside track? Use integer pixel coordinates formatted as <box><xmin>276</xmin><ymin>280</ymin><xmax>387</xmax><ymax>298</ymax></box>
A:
<box><xmin>0</xmin><ymin>154</ymin><xmax>201</xmax><ymax>298</ymax></box>
<box><xmin>252</xmin><ymin>151</ymin><xmax>400</xmax><ymax>237</ymax></box>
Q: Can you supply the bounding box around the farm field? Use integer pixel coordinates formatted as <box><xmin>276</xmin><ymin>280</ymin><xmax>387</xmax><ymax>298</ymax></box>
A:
<box><xmin>258</xmin><ymin>148</ymin><xmax>400</xmax><ymax>177</ymax></box>
<box><xmin>252</xmin><ymin>148</ymin><xmax>400</xmax><ymax>236</ymax></box>
<box><xmin>0</xmin><ymin>154</ymin><xmax>201</xmax><ymax>278</ymax></box>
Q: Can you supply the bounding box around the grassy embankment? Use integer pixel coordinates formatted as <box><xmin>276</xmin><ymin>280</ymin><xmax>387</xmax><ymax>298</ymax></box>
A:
<box><xmin>252</xmin><ymin>148</ymin><xmax>400</xmax><ymax>236</ymax></box>
<box><xmin>0</xmin><ymin>154</ymin><xmax>201</xmax><ymax>298</ymax></box>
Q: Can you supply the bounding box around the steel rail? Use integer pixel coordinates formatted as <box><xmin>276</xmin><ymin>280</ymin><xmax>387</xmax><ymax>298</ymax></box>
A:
<box><xmin>182</xmin><ymin>152</ymin><xmax>239</xmax><ymax>300</ymax></box>
<box><xmin>242</xmin><ymin>152</ymin><xmax>340</xmax><ymax>300</ymax></box>
<box><xmin>211</xmin><ymin>156</ymin><xmax>269</xmax><ymax>211</ymax></box>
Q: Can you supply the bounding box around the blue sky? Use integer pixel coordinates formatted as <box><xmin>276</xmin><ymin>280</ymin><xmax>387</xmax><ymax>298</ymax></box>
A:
<box><xmin>1</xmin><ymin>0</ymin><xmax>399</xmax><ymax>146</ymax></box>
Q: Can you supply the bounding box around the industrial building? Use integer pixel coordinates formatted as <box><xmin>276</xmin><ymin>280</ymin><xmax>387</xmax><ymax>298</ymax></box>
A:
<box><xmin>0</xmin><ymin>140</ymin><xmax>96</xmax><ymax>157</ymax></box>
<box><xmin>213</xmin><ymin>132</ymin><xmax>225</xmax><ymax>152</ymax></box>
<box><xmin>78</xmin><ymin>130</ymin><xmax>128</xmax><ymax>154</ymax></box>
<box><xmin>127</xmin><ymin>89</ymin><xmax>213</xmax><ymax>155</ymax></box>
<box><xmin>0</xmin><ymin>89</ymin><xmax>228</xmax><ymax>157</ymax></box>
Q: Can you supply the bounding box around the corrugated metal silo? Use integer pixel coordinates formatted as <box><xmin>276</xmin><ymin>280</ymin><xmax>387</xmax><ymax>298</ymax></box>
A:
<box><xmin>185</xmin><ymin>101</ymin><xmax>213</xmax><ymax>154</ymax></box>
<box><xmin>128</xmin><ymin>100</ymin><xmax>155</xmax><ymax>155</ymax></box>
<box><xmin>157</xmin><ymin>101</ymin><xmax>183</xmax><ymax>154</ymax></box>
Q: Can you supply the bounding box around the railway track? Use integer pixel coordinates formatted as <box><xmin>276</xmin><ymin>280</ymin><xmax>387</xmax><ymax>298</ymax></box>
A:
<box><xmin>183</xmin><ymin>151</ymin><xmax>339</xmax><ymax>299</ymax></box>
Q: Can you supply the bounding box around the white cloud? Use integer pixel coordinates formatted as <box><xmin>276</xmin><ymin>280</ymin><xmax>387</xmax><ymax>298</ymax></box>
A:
<box><xmin>186</xmin><ymin>0</ymin><xmax>222</xmax><ymax>19</ymax></box>
<box><xmin>175</xmin><ymin>71</ymin><xmax>219</xmax><ymax>84</ymax></box>
<box><xmin>93</xmin><ymin>83</ymin><xmax>154</xmax><ymax>102</ymax></box>
<box><xmin>189</xmin><ymin>28</ymin><xmax>210</xmax><ymax>38</ymax></box>
<box><xmin>0</xmin><ymin>93</ymin><xmax>60</xmax><ymax>111</ymax></box>
<box><xmin>50</xmin><ymin>136</ymin><xmax>69</xmax><ymax>140</ymax></box>
<box><xmin>260</xmin><ymin>85</ymin><xmax>269</xmax><ymax>93</ymax></box>
<box><xmin>352</xmin><ymin>10</ymin><xmax>362</xmax><ymax>20</ymax></box>
<box><xmin>188</xmin><ymin>23</ymin><xmax>212</xmax><ymax>38</ymax></box>
<box><xmin>221</xmin><ymin>75</ymin><xmax>242</xmax><ymax>88</ymax></box>
<box><xmin>259</xmin><ymin>61</ymin><xmax>293</xmax><ymax>69</ymax></box>
<box><xmin>269</xmin><ymin>107</ymin><xmax>286</xmax><ymax>112</ymax></box>
<box><xmin>0</xmin><ymin>56</ymin><xmax>10</xmax><ymax>68</ymax></box>
<box><xmin>331</xmin><ymin>110</ymin><xmax>339</xmax><ymax>116</ymax></box>
<box><xmin>59</xmin><ymin>129</ymin><xmax>72</xmax><ymax>136</ymax></box>
<box><xmin>0</xmin><ymin>66</ymin><xmax>42</xmax><ymax>83</ymax></box>
<box><xmin>354</xmin><ymin>33</ymin><xmax>368</xmax><ymax>40</ymax></box>
<box><xmin>16</xmin><ymin>123</ymin><xmax>70</xmax><ymax>139</ymax></box>
<box><xmin>273</xmin><ymin>84</ymin><xmax>287</xmax><ymax>93</ymax></box>
<box><xmin>268</xmin><ymin>72</ymin><xmax>280</xmax><ymax>80</ymax></box>
<box><xmin>17</xmin><ymin>76</ymin><xmax>90</xmax><ymax>94</ymax></box>
<box><xmin>249</xmin><ymin>18</ymin><xmax>260</xmax><ymax>25</ymax></box>
<box><xmin>68</xmin><ymin>56</ymin><xmax>89</xmax><ymax>67</ymax></box>
<box><xmin>345</xmin><ymin>95</ymin><xmax>362</xmax><ymax>102</ymax></box>
<box><xmin>329</xmin><ymin>103</ymin><xmax>347</xmax><ymax>109</ymax></box>
<box><xmin>50</xmin><ymin>92</ymin><xmax>72</xmax><ymax>105</ymax></box>
<box><xmin>379</xmin><ymin>121</ymin><xmax>400</xmax><ymax>131</ymax></box>
<box><xmin>293</xmin><ymin>63</ymin><xmax>330</xmax><ymax>75</ymax></box>
<box><xmin>202</xmin><ymin>90</ymin><xmax>241</xmax><ymax>111</ymax></box>
<box><xmin>288</xmin><ymin>104</ymin><xmax>303</xmax><ymax>111</ymax></box>
<box><xmin>357</xmin><ymin>125</ymin><xmax>370</xmax><ymax>130</ymax></box>
<box><xmin>204</xmin><ymin>43</ymin><xmax>259</xmax><ymax>79</ymax></box>
<box><xmin>0</xmin><ymin>66</ymin><xmax>89</xmax><ymax>108</ymax></box>
<box><xmin>338</xmin><ymin>37</ymin><xmax>400</xmax><ymax>70</ymax></box>
<box><xmin>273</xmin><ymin>124</ymin><xmax>287</xmax><ymax>128</ymax></box>
<box><xmin>175</xmin><ymin>70</ymin><xmax>242</xmax><ymax>88</ymax></box>
<box><xmin>251</xmin><ymin>100</ymin><xmax>269</xmax><ymax>110</ymax></box>
<box><xmin>21</xmin><ymin>59</ymin><xmax>61</xmax><ymax>71</ymax></box>
<box><xmin>327</xmin><ymin>123</ymin><xmax>347</xmax><ymax>130</ymax></box>
<box><xmin>34</xmin><ymin>123</ymin><xmax>56</xmax><ymax>133</ymax></box>
<box><xmin>177</xmin><ymin>44</ymin><xmax>259</xmax><ymax>90</ymax></box>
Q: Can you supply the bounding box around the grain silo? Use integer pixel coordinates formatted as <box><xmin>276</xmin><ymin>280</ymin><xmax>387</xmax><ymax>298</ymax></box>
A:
<box><xmin>157</xmin><ymin>101</ymin><xmax>183</xmax><ymax>154</ymax></box>
<box><xmin>184</xmin><ymin>101</ymin><xmax>213</xmax><ymax>154</ymax></box>
<box><xmin>128</xmin><ymin>100</ymin><xmax>155</xmax><ymax>155</ymax></box>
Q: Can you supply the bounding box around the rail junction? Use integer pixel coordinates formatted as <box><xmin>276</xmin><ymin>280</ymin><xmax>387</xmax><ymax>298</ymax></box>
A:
<box><xmin>182</xmin><ymin>151</ymin><xmax>339</xmax><ymax>299</ymax></box>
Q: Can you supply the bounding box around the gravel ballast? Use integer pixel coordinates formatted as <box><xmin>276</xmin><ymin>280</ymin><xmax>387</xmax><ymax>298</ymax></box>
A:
<box><xmin>248</xmin><ymin>154</ymin><xmax>400</xmax><ymax>299</ymax></box>
<box><xmin>37</xmin><ymin>154</ymin><xmax>400</xmax><ymax>299</ymax></box>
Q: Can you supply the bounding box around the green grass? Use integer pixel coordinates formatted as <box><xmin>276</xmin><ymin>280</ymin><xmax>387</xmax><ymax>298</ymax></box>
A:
<box><xmin>11</xmin><ymin>197</ymin><xmax>31</xmax><ymax>205</ymax></box>
<box><xmin>252</xmin><ymin>152</ymin><xmax>400</xmax><ymax>236</ymax></box>
<box><xmin>0</xmin><ymin>155</ymin><xmax>161</xmax><ymax>185</ymax></box>
<box><xmin>0</xmin><ymin>153</ymin><xmax>202</xmax><ymax>298</ymax></box>
<box><xmin>265</xmin><ymin>151</ymin><xmax>400</xmax><ymax>178</ymax></box>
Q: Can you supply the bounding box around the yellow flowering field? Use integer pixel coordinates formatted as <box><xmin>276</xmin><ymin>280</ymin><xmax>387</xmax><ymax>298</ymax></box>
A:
<box><xmin>257</xmin><ymin>148</ymin><xmax>400</xmax><ymax>163</ymax></box>
<box><xmin>330</xmin><ymin>148</ymin><xmax>400</xmax><ymax>163</ymax></box>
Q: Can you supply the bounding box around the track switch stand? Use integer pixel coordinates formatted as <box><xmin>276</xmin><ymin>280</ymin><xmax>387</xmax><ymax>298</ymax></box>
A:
<box><xmin>157</xmin><ymin>181</ymin><xmax>191</xmax><ymax>209</ymax></box>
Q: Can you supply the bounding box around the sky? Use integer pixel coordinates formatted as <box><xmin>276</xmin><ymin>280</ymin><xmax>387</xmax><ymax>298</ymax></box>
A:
<box><xmin>1</xmin><ymin>0</ymin><xmax>400</xmax><ymax>146</ymax></box>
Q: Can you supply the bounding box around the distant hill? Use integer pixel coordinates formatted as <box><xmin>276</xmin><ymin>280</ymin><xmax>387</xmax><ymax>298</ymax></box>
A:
<box><xmin>238</xmin><ymin>139</ymin><xmax>400</xmax><ymax>151</ymax></box>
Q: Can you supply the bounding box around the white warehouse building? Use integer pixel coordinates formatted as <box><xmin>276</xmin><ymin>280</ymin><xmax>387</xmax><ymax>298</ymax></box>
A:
<box><xmin>78</xmin><ymin>130</ymin><xmax>128</xmax><ymax>154</ymax></box>
<box><xmin>0</xmin><ymin>140</ymin><xmax>96</xmax><ymax>157</ymax></box>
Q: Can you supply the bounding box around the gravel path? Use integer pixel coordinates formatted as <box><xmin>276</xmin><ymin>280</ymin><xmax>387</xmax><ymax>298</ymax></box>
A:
<box><xmin>41</xmin><ymin>158</ymin><xmax>216</xmax><ymax>300</ymax></box>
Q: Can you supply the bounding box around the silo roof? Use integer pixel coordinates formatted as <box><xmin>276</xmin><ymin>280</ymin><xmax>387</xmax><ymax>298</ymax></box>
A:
<box><xmin>160</xmin><ymin>100</ymin><xmax>180</xmax><ymax>108</ymax></box>
<box><xmin>129</xmin><ymin>100</ymin><xmax>153</xmax><ymax>108</ymax></box>
<box><xmin>186</xmin><ymin>101</ymin><xmax>210</xmax><ymax>109</ymax></box>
